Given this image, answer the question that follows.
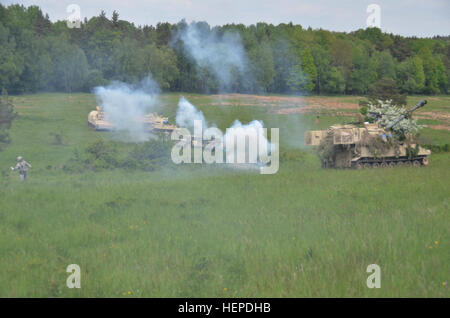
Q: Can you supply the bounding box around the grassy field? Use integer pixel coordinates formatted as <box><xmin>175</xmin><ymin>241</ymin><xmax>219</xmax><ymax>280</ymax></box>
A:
<box><xmin>0</xmin><ymin>93</ymin><xmax>449</xmax><ymax>297</ymax></box>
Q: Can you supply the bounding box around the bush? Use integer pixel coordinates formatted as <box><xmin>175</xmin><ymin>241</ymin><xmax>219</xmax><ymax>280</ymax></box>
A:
<box><xmin>423</xmin><ymin>144</ymin><xmax>450</xmax><ymax>153</ymax></box>
<box><xmin>49</xmin><ymin>131</ymin><xmax>66</xmax><ymax>145</ymax></box>
<box><xmin>84</xmin><ymin>69</ymin><xmax>108</xmax><ymax>91</ymax></box>
<box><xmin>64</xmin><ymin>139</ymin><xmax>119</xmax><ymax>172</ymax></box>
<box><xmin>125</xmin><ymin>139</ymin><xmax>172</xmax><ymax>171</ymax></box>
<box><xmin>84</xmin><ymin>139</ymin><xmax>119</xmax><ymax>170</ymax></box>
<box><xmin>64</xmin><ymin>138</ymin><xmax>172</xmax><ymax>172</ymax></box>
<box><xmin>367</xmin><ymin>78</ymin><xmax>407</xmax><ymax>106</ymax></box>
<box><xmin>63</xmin><ymin>149</ymin><xmax>85</xmax><ymax>173</ymax></box>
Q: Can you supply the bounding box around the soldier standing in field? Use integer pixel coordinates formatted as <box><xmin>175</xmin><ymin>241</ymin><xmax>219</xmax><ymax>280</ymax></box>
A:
<box><xmin>10</xmin><ymin>156</ymin><xmax>32</xmax><ymax>182</ymax></box>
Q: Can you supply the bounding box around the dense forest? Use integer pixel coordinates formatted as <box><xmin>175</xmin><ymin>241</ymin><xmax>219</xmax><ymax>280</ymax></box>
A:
<box><xmin>0</xmin><ymin>4</ymin><xmax>449</xmax><ymax>95</ymax></box>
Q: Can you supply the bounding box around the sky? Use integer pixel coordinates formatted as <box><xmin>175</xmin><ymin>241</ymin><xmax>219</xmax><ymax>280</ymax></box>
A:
<box><xmin>1</xmin><ymin>0</ymin><xmax>449</xmax><ymax>37</ymax></box>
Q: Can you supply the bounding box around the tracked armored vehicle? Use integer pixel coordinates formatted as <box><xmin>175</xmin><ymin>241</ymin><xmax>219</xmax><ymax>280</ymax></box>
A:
<box><xmin>88</xmin><ymin>106</ymin><xmax>115</xmax><ymax>131</ymax></box>
<box><xmin>141</xmin><ymin>113</ymin><xmax>178</xmax><ymax>133</ymax></box>
<box><xmin>88</xmin><ymin>106</ymin><xmax>178</xmax><ymax>133</ymax></box>
<box><xmin>305</xmin><ymin>100</ymin><xmax>431</xmax><ymax>168</ymax></box>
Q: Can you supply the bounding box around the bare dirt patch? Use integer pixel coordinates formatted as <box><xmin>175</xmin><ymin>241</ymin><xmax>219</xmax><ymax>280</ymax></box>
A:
<box><xmin>205</xmin><ymin>94</ymin><xmax>360</xmax><ymax>112</ymax></box>
<box><xmin>416</xmin><ymin>112</ymin><xmax>450</xmax><ymax>121</ymax></box>
<box><xmin>209</xmin><ymin>94</ymin><xmax>304</xmax><ymax>105</ymax></box>
<box><xmin>201</xmin><ymin>94</ymin><xmax>450</xmax><ymax>131</ymax></box>
<box><xmin>416</xmin><ymin>111</ymin><xmax>450</xmax><ymax>130</ymax></box>
<box><xmin>14</xmin><ymin>105</ymin><xmax>34</xmax><ymax>109</ymax></box>
<box><xmin>428</xmin><ymin>125</ymin><xmax>450</xmax><ymax>131</ymax></box>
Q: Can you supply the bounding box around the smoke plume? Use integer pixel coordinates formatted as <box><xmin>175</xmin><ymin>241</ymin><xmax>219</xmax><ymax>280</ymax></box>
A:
<box><xmin>176</xmin><ymin>96</ymin><xmax>208</xmax><ymax>129</ymax></box>
<box><xmin>225</xmin><ymin>119</ymin><xmax>275</xmax><ymax>165</ymax></box>
<box><xmin>171</xmin><ymin>22</ymin><xmax>250</xmax><ymax>91</ymax></box>
<box><xmin>93</xmin><ymin>76</ymin><xmax>160</xmax><ymax>141</ymax></box>
<box><xmin>175</xmin><ymin>96</ymin><xmax>274</xmax><ymax>167</ymax></box>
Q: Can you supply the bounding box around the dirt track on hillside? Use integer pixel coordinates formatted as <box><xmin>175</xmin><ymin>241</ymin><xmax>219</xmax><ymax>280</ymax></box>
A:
<box><xmin>203</xmin><ymin>94</ymin><xmax>450</xmax><ymax>131</ymax></box>
<box><xmin>205</xmin><ymin>94</ymin><xmax>359</xmax><ymax>111</ymax></box>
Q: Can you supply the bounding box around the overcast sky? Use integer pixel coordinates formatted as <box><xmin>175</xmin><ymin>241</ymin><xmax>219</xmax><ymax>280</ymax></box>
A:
<box><xmin>2</xmin><ymin>0</ymin><xmax>449</xmax><ymax>37</ymax></box>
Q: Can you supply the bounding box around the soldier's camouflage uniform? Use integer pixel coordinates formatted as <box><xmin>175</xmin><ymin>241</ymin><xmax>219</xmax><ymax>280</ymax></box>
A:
<box><xmin>13</xmin><ymin>161</ymin><xmax>32</xmax><ymax>181</ymax></box>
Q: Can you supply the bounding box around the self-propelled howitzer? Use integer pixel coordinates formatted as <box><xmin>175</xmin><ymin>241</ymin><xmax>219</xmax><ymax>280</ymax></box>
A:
<box><xmin>304</xmin><ymin>100</ymin><xmax>431</xmax><ymax>168</ymax></box>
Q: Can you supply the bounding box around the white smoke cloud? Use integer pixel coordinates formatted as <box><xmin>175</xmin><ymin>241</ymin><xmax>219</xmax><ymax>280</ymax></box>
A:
<box><xmin>93</xmin><ymin>76</ymin><xmax>160</xmax><ymax>141</ymax></box>
<box><xmin>225</xmin><ymin>119</ymin><xmax>274</xmax><ymax>165</ymax></box>
<box><xmin>175</xmin><ymin>96</ymin><xmax>274</xmax><ymax>167</ymax></box>
<box><xmin>176</xmin><ymin>96</ymin><xmax>208</xmax><ymax>129</ymax></box>
<box><xmin>172</xmin><ymin>22</ymin><xmax>250</xmax><ymax>91</ymax></box>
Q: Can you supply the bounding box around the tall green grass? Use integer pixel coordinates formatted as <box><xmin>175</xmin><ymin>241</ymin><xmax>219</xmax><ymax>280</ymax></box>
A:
<box><xmin>0</xmin><ymin>93</ymin><xmax>448</xmax><ymax>297</ymax></box>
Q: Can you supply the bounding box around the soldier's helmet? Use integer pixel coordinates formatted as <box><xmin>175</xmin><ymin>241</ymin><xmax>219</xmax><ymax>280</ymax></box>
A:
<box><xmin>17</xmin><ymin>156</ymin><xmax>23</xmax><ymax>162</ymax></box>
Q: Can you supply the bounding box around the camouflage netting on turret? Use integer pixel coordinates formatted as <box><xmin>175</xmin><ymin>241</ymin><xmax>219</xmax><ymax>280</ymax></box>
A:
<box><xmin>316</xmin><ymin>130</ymin><xmax>347</xmax><ymax>166</ymax></box>
<box><xmin>316</xmin><ymin>130</ymin><xmax>334</xmax><ymax>163</ymax></box>
<box><xmin>360</xmin><ymin>130</ymin><xmax>394</xmax><ymax>158</ymax></box>
<box><xmin>367</xmin><ymin>100</ymin><xmax>423</xmax><ymax>138</ymax></box>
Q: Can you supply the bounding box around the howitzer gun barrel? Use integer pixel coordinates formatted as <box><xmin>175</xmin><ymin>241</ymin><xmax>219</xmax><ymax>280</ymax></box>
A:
<box><xmin>385</xmin><ymin>100</ymin><xmax>427</xmax><ymax>130</ymax></box>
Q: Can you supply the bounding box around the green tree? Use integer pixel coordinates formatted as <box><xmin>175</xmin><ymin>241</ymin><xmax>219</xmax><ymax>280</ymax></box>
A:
<box><xmin>322</xmin><ymin>67</ymin><xmax>346</xmax><ymax>94</ymax></box>
<box><xmin>396</xmin><ymin>56</ymin><xmax>425</xmax><ymax>93</ymax></box>
<box><xmin>49</xmin><ymin>36</ymin><xmax>89</xmax><ymax>92</ymax></box>
<box><xmin>141</xmin><ymin>44</ymin><xmax>179</xmax><ymax>90</ymax></box>
<box><xmin>16</xmin><ymin>31</ymin><xmax>53</xmax><ymax>92</ymax></box>
<box><xmin>84</xmin><ymin>69</ymin><xmax>107</xmax><ymax>91</ymax></box>
<box><xmin>0</xmin><ymin>4</ymin><xmax>449</xmax><ymax>95</ymax></box>
<box><xmin>435</xmin><ymin>56</ymin><xmax>448</xmax><ymax>93</ymax></box>
<box><xmin>0</xmin><ymin>24</ymin><xmax>24</xmax><ymax>92</ymax></box>
<box><xmin>356</xmin><ymin>27</ymin><xmax>393</xmax><ymax>51</ymax></box>
<box><xmin>110</xmin><ymin>39</ymin><xmax>143</xmax><ymax>82</ymax></box>
<box><xmin>418</xmin><ymin>46</ymin><xmax>440</xmax><ymax>94</ymax></box>
<box><xmin>330</xmin><ymin>38</ymin><xmax>353</xmax><ymax>91</ymax></box>
<box><xmin>156</xmin><ymin>22</ymin><xmax>172</xmax><ymax>47</ymax></box>
<box><xmin>376</xmin><ymin>50</ymin><xmax>396</xmax><ymax>80</ymax></box>
<box><xmin>0</xmin><ymin>88</ymin><xmax>17</xmax><ymax>150</ymax></box>
<box><xmin>270</xmin><ymin>38</ymin><xmax>299</xmax><ymax>93</ymax></box>
<box><xmin>286</xmin><ymin>64</ymin><xmax>309</xmax><ymax>94</ymax></box>
<box><xmin>367</xmin><ymin>77</ymin><xmax>407</xmax><ymax>106</ymax></box>
<box><xmin>311</xmin><ymin>46</ymin><xmax>329</xmax><ymax>94</ymax></box>
<box><xmin>248</xmin><ymin>42</ymin><xmax>275</xmax><ymax>92</ymax></box>
<box><xmin>300</xmin><ymin>49</ymin><xmax>317</xmax><ymax>92</ymax></box>
<box><xmin>349</xmin><ymin>47</ymin><xmax>377</xmax><ymax>94</ymax></box>
<box><xmin>330</xmin><ymin>38</ymin><xmax>353</xmax><ymax>75</ymax></box>
<box><xmin>389</xmin><ymin>35</ymin><xmax>412</xmax><ymax>61</ymax></box>
<box><xmin>85</xmin><ymin>28</ymin><xmax>120</xmax><ymax>78</ymax></box>
<box><xmin>112</xmin><ymin>11</ymin><xmax>119</xmax><ymax>27</ymax></box>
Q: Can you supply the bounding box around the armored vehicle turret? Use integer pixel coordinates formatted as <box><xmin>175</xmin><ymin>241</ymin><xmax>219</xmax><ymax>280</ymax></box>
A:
<box><xmin>305</xmin><ymin>100</ymin><xmax>431</xmax><ymax>168</ymax></box>
<box><xmin>88</xmin><ymin>106</ymin><xmax>115</xmax><ymax>131</ymax></box>
<box><xmin>141</xmin><ymin>113</ymin><xmax>178</xmax><ymax>133</ymax></box>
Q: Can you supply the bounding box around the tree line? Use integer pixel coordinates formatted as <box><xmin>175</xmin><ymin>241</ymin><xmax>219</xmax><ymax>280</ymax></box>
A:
<box><xmin>0</xmin><ymin>4</ymin><xmax>449</xmax><ymax>95</ymax></box>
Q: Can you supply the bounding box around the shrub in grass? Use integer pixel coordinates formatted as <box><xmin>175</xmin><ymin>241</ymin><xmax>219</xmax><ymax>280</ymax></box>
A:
<box><xmin>64</xmin><ymin>139</ymin><xmax>119</xmax><ymax>172</ymax></box>
<box><xmin>125</xmin><ymin>139</ymin><xmax>172</xmax><ymax>171</ymax></box>
<box><xmin>423</xmin><ymin>143</ymin><xmax>450</xmax><ymax>153</ymax></box>
<box><xmin>84</xmin><ymin>139</ymin><xmax>119</xmax><ymax>170</ymax></box>
<box><xmin>64</xmin><ymin>139</ymin><xmax>172</xmax><ymax>172</ymax></box>
<box><xmin>49</xmin><ymin>132</ymin><xmax>66</xmax><ymax>146</ymax></box>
